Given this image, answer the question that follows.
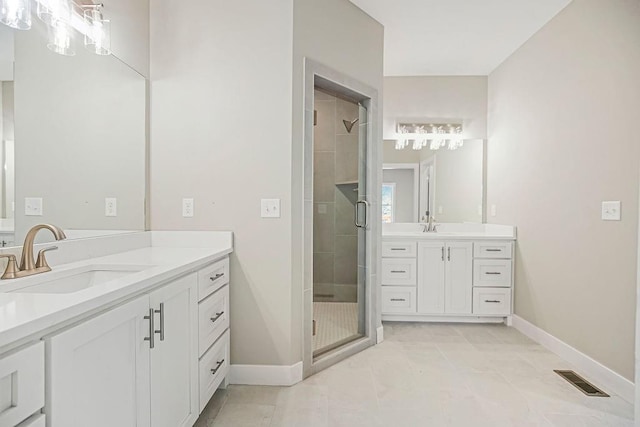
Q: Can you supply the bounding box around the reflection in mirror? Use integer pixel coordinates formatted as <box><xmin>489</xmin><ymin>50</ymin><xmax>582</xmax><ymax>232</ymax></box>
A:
<box><xmin>0</xmin><ymin>18</ymin><xmax>146</xmax><ymax>246</ymax></box>
<box><xmin>382</xmin><ymin>139</ymin><xmax>484</xmax><ymax>224</ymax></box>
<box><xmin>0</xmin><ymin>81</ymin><xmax>14</xmax><ymax>247</ymax></box>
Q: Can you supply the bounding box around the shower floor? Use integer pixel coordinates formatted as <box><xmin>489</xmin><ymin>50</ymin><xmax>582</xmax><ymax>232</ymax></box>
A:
<box><xmin>312</xmin><ymin>302</ymin><xmax>359</xmax><ymax>353</ymax></box>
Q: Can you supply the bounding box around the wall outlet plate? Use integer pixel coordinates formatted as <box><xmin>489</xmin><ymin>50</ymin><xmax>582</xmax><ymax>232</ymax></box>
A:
<box><xmin>182</xmin><ymin>198</ymin><xmax>194</xmax><ymax>217</ymax></box>
<box><xmin>25</xmin><ymin>197</ymin><xmax>43</xmax><ymax>216</ymax></box>
<box><xmin>261</xmin><ymin>199</ymin><xmax>281</xmax><ymax>218</ymax></box>
<box><xmin>105</xmin><ymin>198</ymin><xmax>117</xmax><ymax>217</ymax></box>
<box><xmin>602</xmin><ymin>201</ymin><xmax>621</xmax><ymax>221</ymax></box>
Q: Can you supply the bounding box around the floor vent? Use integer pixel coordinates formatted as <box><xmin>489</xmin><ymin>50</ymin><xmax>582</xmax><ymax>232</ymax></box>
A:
<box><xmin>554</xmin><ymin>370</ymin><xmax>609</xmax><ymax>397</ymax></box>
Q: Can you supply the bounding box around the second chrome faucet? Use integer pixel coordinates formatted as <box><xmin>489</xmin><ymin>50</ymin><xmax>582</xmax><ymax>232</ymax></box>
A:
<box><xmin>0</xmin><ymin>224</ymin><xmax>66</xmax><ymax>279</ymax></box>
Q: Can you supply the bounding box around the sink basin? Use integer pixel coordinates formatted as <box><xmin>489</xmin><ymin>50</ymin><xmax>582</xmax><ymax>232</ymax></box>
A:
<box><xmin>10</xmin><ymin>265</ymin><xmax>154</xmax><ymax>294</ymax></box>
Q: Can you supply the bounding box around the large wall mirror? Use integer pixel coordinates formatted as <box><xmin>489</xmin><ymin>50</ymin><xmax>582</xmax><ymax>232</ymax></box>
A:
<box><xmin>382</xmin><ymin>139</ymin><xmax>484</xmax><ymax>224</ymax></box>
<box><xmin>0</xmin><ymin>17</ymin><xmax>146</xmax><ymax>247</ymax></box>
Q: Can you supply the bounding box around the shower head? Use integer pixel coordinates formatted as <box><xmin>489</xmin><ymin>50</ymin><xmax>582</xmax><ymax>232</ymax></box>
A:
<box><xmin>343</xmin><ymin>118</ymin><xmax>359</xmax><ymax>133</ymax></box>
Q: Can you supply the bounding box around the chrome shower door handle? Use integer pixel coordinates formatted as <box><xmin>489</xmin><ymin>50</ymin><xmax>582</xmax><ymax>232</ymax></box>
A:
<box><xmin>355</xmin><ymin>199</ymin><xmax>369</xmax><ymax>229</ymax></box>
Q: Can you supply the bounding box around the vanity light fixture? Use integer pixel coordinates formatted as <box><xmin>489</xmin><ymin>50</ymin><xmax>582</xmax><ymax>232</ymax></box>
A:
<box><xmin>395</xmin><ymin>122</ymin><xmax>465</xmax><ymax>151</ymax></box>
<box><xmin>0</xmin><ymin>0</ymin><xmax>111</xmax><ymax>57</ymax></box>
<box><xmin>0</xmin><ymin>0</ymin><xmax>31</xmax><ymax>30</ymax></box>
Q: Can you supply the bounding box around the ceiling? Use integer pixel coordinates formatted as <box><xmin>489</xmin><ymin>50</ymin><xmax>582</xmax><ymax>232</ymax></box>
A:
<box><xmin>349</xmin><ymin>0</ymin><xmax>572</xmax><ymax>76</ymax></box>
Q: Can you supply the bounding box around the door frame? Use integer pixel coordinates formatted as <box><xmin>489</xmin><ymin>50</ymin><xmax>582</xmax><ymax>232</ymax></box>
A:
<box><xmin>302</xmin><ymin>59</ymin><xmax>380</xmax><ymax>378</ymax></box>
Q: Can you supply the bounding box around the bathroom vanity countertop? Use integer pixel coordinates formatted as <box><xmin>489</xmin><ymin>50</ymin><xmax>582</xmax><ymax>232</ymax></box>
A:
<box><xmin>0</xmin><ymin>234</ymin><xmax>233</xmax><ymax>351</ymax></box>
<box><xmin>383</xmin><ymin>223</ymin><xmax>516</xmax><ymax>240</ymax></box>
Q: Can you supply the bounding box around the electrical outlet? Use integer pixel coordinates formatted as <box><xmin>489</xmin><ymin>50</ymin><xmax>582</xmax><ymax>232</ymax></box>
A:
<box><xmin>261</xmin><ymin>199</ymin><xmax>281</xmax><ymax>218</ymax></box>
<box><xmin>25</xmin><ymin>197</ymin><xmax>43</xmax><ymax>216</ymax></box>
<box><xmin>602</xmin><ymin>201</ymin><xmax>621</xmax><ymax>221</ymax></box>
<box><xmin>182</xmin><ymin>198</ymin><xmax>194</xmax><ymax>217</ymax></box>
<box><xmin>105</xmin><ymin>198</ymin><xmax>117</xmax><ymax>217</ymax></box>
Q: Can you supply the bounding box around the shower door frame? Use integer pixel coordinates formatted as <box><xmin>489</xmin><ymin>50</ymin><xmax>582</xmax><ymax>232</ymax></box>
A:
<box><xmin>302</xmin><ymin>59</ymin><xmax>381</xmax><ymax>378</ymax></box>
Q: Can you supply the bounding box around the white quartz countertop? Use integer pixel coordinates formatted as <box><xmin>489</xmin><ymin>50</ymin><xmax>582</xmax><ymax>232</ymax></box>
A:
<box><xmin>0</xmin><ymin>237</ymin><xmax>232</xmax><ymax>351</ymax></box>
<box><xmin>383</xmin><ymin>223</ymin><xmax>517</xmax><ymax>240</ymax></box>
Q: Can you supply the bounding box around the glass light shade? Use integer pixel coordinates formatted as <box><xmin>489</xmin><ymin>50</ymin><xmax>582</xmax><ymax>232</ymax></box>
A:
<box><xmin>84</xmin><ymin>8</ymin><xmax>111</xmax><ymax>55</ymax></box>
<box><xmin>47</xmin><ymin>19</ymin><xmax>75</xmax><ymax>56</ymax></box>
<box><xmin>37</xmin><ymin>0</ymin><xmax>71</xmax><ymax>26</ymax></box>
<box><xmin>0</xmin><ymin>0</ymin><xmax>31</xmax><ymax>30</ymax></box>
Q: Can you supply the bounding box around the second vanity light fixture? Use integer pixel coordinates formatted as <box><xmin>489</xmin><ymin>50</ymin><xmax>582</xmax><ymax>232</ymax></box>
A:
<box><xmin>395</xmin><ymin>122</ymin><xmax>465</xmax><ymax>151</ymax></box>
<box><xmin>0</xmin><ymin>0</ymin><xmax>111</xmax><ymax>56</ymax></box>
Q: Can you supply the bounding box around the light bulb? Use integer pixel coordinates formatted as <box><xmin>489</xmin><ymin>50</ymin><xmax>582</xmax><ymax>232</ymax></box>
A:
<box><xmin>47</xmin><ymin>19</ymin><xmax>75</xmax><ymax>56</ymax></box>
<box><xmin>0</xmin><ymin>0</ymin><xmax>31</xmax><ymax>30</ymax></box>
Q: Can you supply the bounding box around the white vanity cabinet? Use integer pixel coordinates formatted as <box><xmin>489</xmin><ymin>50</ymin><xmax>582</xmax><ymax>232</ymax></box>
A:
<box><xmin>0</xmin><ymin>342</ymin><xmax>45</xmax><ymax>427</ymax></box>
<box><xmin>417</xmin><ymin>241</ymin><xmax>473</xmax><ymax>315</ymax></box>
<box><xmin>382</xmin><ymin>236</ymin><xmax>514</xmax><ymax>323</ymax></box>
<box><xmin>45</xmin><ymin>256</ymin><xmax>231</xmax><ymax>427</ymax></box>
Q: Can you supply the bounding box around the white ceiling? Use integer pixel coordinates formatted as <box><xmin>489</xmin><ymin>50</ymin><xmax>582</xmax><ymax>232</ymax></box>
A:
<box><xmin>349</xmin><ymin>0</ymin><xmax>572</xmax><ymax>76</ymax></box>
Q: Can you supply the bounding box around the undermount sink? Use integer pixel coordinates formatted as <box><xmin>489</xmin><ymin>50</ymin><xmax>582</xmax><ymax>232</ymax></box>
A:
<box><xmin>9</xmin><ymin>264</ymin><xmax>154</xmax><ymax>294</ymax></box>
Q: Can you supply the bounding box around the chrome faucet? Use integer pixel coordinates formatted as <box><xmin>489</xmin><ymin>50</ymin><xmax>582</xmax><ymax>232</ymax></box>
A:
<box><xmin>422</xmin><ymin>213</ymin><xmax>438</xmax><ymax>233</ymax></box>
<box><xmin>0</xmin><ymin>224</ymin><xmax>66</xmax><ymax>279</ymax></box>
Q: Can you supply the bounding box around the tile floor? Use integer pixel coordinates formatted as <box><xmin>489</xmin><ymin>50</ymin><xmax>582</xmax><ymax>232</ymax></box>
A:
<box><xmin>313</xmin><ymin>302</ymin><xmax>358</xmax><ymax>352</ymax></box>
<box><xmin>194</xmin><ymin>322</ymin><xmax>634</xmax><ymax>426</ymax></box>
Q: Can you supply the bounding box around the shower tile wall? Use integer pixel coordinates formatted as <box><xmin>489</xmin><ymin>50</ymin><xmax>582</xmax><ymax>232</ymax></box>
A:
<box><xmin>313</xmin><ymin>89</ymin><xmax>359</xmax><ymax>303</ymax></box>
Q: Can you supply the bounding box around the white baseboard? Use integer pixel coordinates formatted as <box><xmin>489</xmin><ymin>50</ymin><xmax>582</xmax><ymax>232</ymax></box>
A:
<box><xmin>512</xmin><ymin>315</ymin><xmax>634</xmax><ymax>403</ymax></box>
<box><xmin>376</xmin><ymin>326</ymin><xmax>384</xmax><ymax>344</ymax></box>
<box><xmin>229</xmin><ymin>362</ymin><xmax>303</xmax><ymax>386</ymax></box>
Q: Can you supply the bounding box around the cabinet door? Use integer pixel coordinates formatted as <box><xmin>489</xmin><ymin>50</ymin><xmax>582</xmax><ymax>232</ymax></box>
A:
<box><xmin>150</xmin><ymin>274</ymin><xmax>199</xmax><ymax>427</ymax></box>
<box><xmin>47</xmin><ymin>296</ymin><xmax>151</xmax><ymax>427</ymax></box>
<box><xmin>417</xmin><ymin>241</ymin><xmax>445</xmax><ymax>314</ymax></box>
<box><xmin>444</xmin><ymin>242</ymin><xmax>473</xmax><ymax>314</ymax></box>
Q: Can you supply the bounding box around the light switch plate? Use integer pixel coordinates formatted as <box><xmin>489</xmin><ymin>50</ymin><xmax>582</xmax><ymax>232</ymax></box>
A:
<box><xmin>261</xmin><ymin>199</ymin><xmax>281</xmax><ymax>218</ymax></box>
<box><xmin>25</xmin><ymin>197</ymin><xmax>43</xmax><ymax>216</ymax></box>
<box><xmin>602</xmin><ymin>201</ymin><xmax>621</xmax><ymax>221</ymax></box>
<box><xmin>105</xmin><ymin>198</ymin><xmax>117</xmax><ymax>217</ymax></box>
<box><xmin>182</xmin><ymin>198</ymin><xmax>194</xmax><ymax>217</ymax></box>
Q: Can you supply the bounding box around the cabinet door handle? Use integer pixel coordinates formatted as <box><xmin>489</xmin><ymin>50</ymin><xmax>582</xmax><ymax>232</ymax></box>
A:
<box><xmin>144</xmin><ymin>308</ymin><xmax>155</xmax><ymax>349</ymax></box>
<box><xmin>485</xmin><ymin>272</ymin><xmax>501</xmax><ymax>275</ymax></box>
<box><xmin>390</xmin><ymin>298</ymin><xmax>406</xmax><ymax>302</ymax></box>
<box><xmin>210</xmin><ymin>273</ymin><xmax>224</xmax><ymax>281</ymax></box>
<box><xmin>447</xmin><ymin>247</ymin><xmax>451</xmax><ymax>261</ymax></box>
<box><xmin>154</xmin><ymin>302</ymin><xmax>165</xmax><ymax>341</ymax></box>
<box><xmin>390</xmin><ymin>270</ymin><xmax>406</xmax><ymax>274</ymax></box>
<box><xmin>441</xmin><ymin>247</ymin><xmax>445</xmax><ymax>261</ymax></box>
<box><xmin>210</xmin><ymin>311</ymin><xmax>225</xmax><ymax>323</ymax></box>
<box><xmin>485</xmin><ymin>300</ymin><xmax>501</xmax><ymax>303</ymax></box>
<box><xmin>210</xmin><ymin>359</ymin><xmax>225</xmax><ymax>375</ymax></box>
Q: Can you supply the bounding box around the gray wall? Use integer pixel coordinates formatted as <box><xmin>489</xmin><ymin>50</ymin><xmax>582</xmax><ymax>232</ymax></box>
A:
<box><xmin>487</xmin><ymin>0</ymin><xmax>640</xmax><ymax>380</ymax></box>
<box><xmin>150</xmin><ymin>0</ymin><xmax>382</xmax><ymax>368</ymax></box>
<box><xmin>313</xmin><ymin>89</ymin><xmax>359</xmax><ymax>303</ymax></box>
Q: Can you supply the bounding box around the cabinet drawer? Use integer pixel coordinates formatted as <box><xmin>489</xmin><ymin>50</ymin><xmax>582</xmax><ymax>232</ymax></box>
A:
<box><xmin>198</xmin><ymin>257</ymin><xmax>230</xmax><ymax>301</ymax></box>
<box><xmin>381</xmin><ymin>286</ymin><xmax>416</xmax><ymax>313</ymax></box>
<box><xmin>382</xmin><ymin>258</ymin><xmax>417</xmax><ymax>286</ymax></box>
<box><xmin>474</xmin><ymin>241</ymin><xmax>513</xmax><ymax>259</ymax></box>
<box><xmin>17</xmin><ymin>414</ymin><xmax>46</xmax><ymax>427</ymax></box>
<box><xmin>199</xmin><ymin>285</ymin><xmax>229</xmax><ymax>357</ymax></box>
<box><xmin>382</xmin><ymin>241</ymin><xmax>417</xmax><ymax>258</ymax></box>
<box><xmin>473</xmin><ymin>288</ymin><xmax>511</xmax><ymax>316</ymax></box>
<box><xmin>473</xmin><ymin>260</ymin><xmax>512</xmax><ymax>287</ymax></box>
<box><xmin>199</xmin><ymin>330</ymin><xmax>229</xmax><ymax>413</ymax></box>
<box><xmin>0</xmin><ymin>342</ymin><xmax>44</xmax><ymax>427</ymax></box>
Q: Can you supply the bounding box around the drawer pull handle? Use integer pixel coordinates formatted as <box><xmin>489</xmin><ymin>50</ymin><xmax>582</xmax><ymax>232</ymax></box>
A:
<box><xmin>390</xmin><ymin>298</ymin><xmax>406</xmax><ymax>302</ymax></box>
<box><xmin>485</xmin><ymin>300</ymin><xmax>501</xmax><ymax>303</ymax></box>
<box><xmin>485</xmin><ymin>272</ymin><xmax>502</xmax><ymax>275</ymax></box>
<box><xmin>211</xmin><ymin>359</ymin><xmax>225</xmax><ymax>375</ymax></box>
<box><xmin>210</xmin><ymin>273</ymin><xmax>225</xmax><ymax>281</ymax></box>
<box><xmin>210</xmin><ymin>311</ymin><xmax>225</xmax><ymax>323</ymax></box>
<box><xmin>486</xmin><ymin>249</ymin><xmax>502</xmax><ymax>252</ymax></box>
<box><xmin>390</xmin><ymin>270</ymin><xmax>406</xmax><ymax>273</ymax></box>
<box><xmin>390</xmin><ymin>248</ymin><xmax>406</xmax><ymax>251</ymax></box>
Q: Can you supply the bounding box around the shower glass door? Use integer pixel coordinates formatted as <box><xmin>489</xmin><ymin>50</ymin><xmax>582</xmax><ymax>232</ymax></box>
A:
<box><xmin>312</xmin><ymin>87</ymin><xmax>367</xmax><ymax>358</ymax></box>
